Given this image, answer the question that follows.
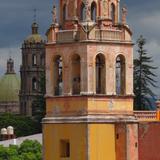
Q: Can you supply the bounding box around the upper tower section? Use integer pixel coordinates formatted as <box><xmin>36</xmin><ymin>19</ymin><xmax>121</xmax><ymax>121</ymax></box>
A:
<box><xmin>46</xmin><ymin>0</ymin><xmax>131</xmax><ymax>43</ymax></box>
<box><xmin>60</xmin><ymin>0</ymin><xmax>120</xmax><ymax>26</ymax></box>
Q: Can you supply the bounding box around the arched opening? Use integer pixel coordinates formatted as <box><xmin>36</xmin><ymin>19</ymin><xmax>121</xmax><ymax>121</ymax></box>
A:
<box><xmin>116</xmin><ymin>55</ymin><xmax>126</xmax><ymax>95</ymax></box>
<box><xmin>71</xmin><ymin>54</ymin><xmax>81</xmax><ymax>95</ymax></box>
<box><xmin>111</xmin><ymin>3</ymin><xmax>115</xmax><ymax>23</ymax></box>
<box><xmin>91</xmin><ymin>2</ymin><xmax>97</xmax><ymax>21</ymax></box>
<box><xmin>40</xmin><ymin>54</ymin><xmax>44</xmax><ymax>66</ymax></box>
<box><xmin>32</xmin><ymin>78</ymin><xmax>37</xmax><ymax>91</ymax></box>
<box><xmin>32</xmin><ymin>54</ymin><xmax>37</xmax><ymax>66</ymax></box>
<box><xmin>53</xmin><ymin>56</ymin><xmax>63</xmax><ymax>96</ymax></box>
<box><xmin>63</xmin><ymin>4</ymin><xmax>67</xmax><ymax>21</ymax></box>
<box><xmin>95</xmin><ymin>54</ymin><xmax>106</xmax><ymax>94</ymax></box>
<box><xmin>80</xmin><ymin>3</ymin><xmax>86</xmax><ymax>21</ymax></box>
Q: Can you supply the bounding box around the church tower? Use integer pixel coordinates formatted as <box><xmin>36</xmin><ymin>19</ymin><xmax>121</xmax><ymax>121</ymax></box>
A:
<box><xmin>43</xmin><ymin>0</ymin><xmax>138</xmax><ymax>159</ymax></box>
<box><xmin>19</xmin><ymin>21</ymin><xmax>45</xmax><ymax>116</ymax></box>
<box><xmin>0</xmin><ymin>58</ymin><xmax>20</xmax><ymax>114</ymax></box>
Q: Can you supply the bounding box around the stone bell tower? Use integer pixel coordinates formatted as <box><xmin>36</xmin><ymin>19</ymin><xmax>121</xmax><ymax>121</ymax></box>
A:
<box><xmin>20</xmin><ymin>21</ymin><xmax>45</xmax><ymax>116</ymax></box>
<box><xmin>43</xmin><ymin>0</ymin><xmax>138</xmax><ymax>160</ymax></box>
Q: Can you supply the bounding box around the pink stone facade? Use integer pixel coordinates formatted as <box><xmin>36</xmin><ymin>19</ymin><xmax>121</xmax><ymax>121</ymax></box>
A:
<box><xmin>46</xmin><ymin>42</ymin><xmax>133</xmax><ymax>96</ymax></box>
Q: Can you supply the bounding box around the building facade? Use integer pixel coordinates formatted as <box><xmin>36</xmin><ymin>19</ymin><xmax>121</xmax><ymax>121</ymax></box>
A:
<box><xmin>0</xmin><ymin>58</ymin><xmax>20</xmax><ymax>114</ymax></box>
<box><xmin>19</xmin><ymin>22</ymin><xmax>45</xmax><ymax>116</ymax></box>
<box><xmin>43</xmin><ymin>0</ymin><xmax>138</xmax><ymax>160</ymax></box>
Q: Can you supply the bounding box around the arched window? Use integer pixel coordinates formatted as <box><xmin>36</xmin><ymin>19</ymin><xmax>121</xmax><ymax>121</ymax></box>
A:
<box><xmin>63</xmin><ymin>4</ymin><xmax>67</xmax><ymax>21</ymax></box>
<box><xmin>32</xmin><ymin>54</ymin><xmax>37</xmax><ymax>66</ymax></box>
<box><xmin>116</xmin><ymin>55</ymin><xmax>125</xmax><ymax>95</ymax></box>
<box><xmin>71</xmin><ymin>54</ymin><xmax>81</xmax><ymax>95</ymax></box>
<box><xmin>111</xmin><ymin>3</ymin><xmax>115</xmax><ymax>23</ymax></box>
<box><xmin>32</xmin><ymin>78</ymin><xmax>37</xmax><ymax>91</ymax></box>
<box><xmin>80</xmin><ymin>3</ymin><xmax>86</xmax><ymax>21</ymax></box>
<box><xmin>53</xmin><ymin>56</ymin><xmax>63</xmax><ymax>96</ymax></box>
<box><xmin>40</xmin><ymin>54</ymin><xmax>44</xmax><ymax>66</ymax></box>
<box><xmin>91</xmin><ymin>2</ymin><xmax>97</xmax><ymax>21</ymax></box>
<box><xmin>95</xmin><ymin>54</ymin><xmax>106</xmax><ymax>94</ymax></box>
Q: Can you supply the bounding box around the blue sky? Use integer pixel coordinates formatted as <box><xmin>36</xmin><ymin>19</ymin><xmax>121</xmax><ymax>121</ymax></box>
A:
<box><xmin>0</xmin><ymin>0</ymin><xmax>160</xmax><ymax>95</ymax></box>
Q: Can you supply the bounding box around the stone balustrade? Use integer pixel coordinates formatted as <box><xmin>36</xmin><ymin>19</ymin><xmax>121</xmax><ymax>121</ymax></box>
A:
<box><xmin>134</xmin><ymin>111</ymin><xmax>157</xmax><ymax>121</ymax></box>
<box><xmin>46</xmin><ymin>109</ymin><xmax>160</xmax><ymax>122</ymax></box>
<box><xmin>95</xmin><ymin>29</ymin><xmax>124</xmax><ymax>41</ymax></box>
<box><xmin>56</xmin><ymin>30</ymin><xmax>79</xmax><ymax>43</ymax></box>
<box><xmin>56</xmin><ymin>29</ymin><xmax>125</xmax><ymax>43</ymax></box>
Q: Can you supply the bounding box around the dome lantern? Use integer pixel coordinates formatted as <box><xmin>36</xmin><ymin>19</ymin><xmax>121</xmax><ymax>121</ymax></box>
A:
<box><xmin>6</xmin><ymin>58</ymin><xmax>15</xmax><ymax>74</ymax></box>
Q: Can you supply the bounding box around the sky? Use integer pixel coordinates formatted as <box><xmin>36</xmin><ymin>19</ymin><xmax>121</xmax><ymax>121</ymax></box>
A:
<box><xmin>0</xmin><ymin>0</ymin><xmax>160</xmax><ymax>95</ymax></box>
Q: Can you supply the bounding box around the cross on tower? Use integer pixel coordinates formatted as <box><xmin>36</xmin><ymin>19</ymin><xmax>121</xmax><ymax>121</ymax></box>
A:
<box><xmin>33</xmin><ymin>8</ymin><xmax>37</xmax><ymax>22</ymax></box>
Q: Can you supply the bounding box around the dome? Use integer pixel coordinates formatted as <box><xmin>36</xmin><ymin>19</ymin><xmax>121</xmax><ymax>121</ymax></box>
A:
<box><xmin>25</xmin><ymin>22</ymin><xmax>44</xmax><ymax>43</ymax></box>
<box><xmin>25</xmin><ymin>34</ymin><xmax>43</xmax><ymax>43</ymax></box>
<box><xmin>0</xmin><ymin>73</ymin><xmax>20</xmax><ymax>102</ymax></box>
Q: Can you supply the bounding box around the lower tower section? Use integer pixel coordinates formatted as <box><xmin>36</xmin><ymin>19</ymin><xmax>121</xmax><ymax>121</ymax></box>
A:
<box><xmin>43</xmin><ymin>113</ymin><xmax>138</xmax><ymax>160</ymax></box>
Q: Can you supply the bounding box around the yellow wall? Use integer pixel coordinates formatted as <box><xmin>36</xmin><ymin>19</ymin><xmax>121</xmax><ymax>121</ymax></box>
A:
<box><xmin>89</xmin><ymin>124</ymin><xmax>116</xmax><ymax>160</ymax></box>
<box><xmin>43</xmin><ymin>123</ymin><xmax>116</xmax><ymax>160</ymax></box>
<box><xmin>43</xmin><ymin>124</ymin><xmax>87</xmax><ymax>160</ymax></box>
<box><xmin>46</xmin><ymin>96</ymin><xmax>133</xmax><ymax>117</ymax></box>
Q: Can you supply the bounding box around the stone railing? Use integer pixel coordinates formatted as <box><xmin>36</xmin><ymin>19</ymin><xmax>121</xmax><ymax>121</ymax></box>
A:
<box><xmin>134</xmin><ymin>111</ymin><xmax>157</xmax><ymax>121</ymax></box>
<box><xmin>56</xmin><ymin>29</ymin><xmax>125</xmax><ymax>43</ymax></box>
<box><xmin>56</xmin><ymin>30</ymin><xmax>79</xmax><ymax>43</ymax></box>
<box><xmin>95</xmin><ymin>29</ymin><xmax>124</xmax><ymax>41</ymax></box>
<box><xmin>46</xmin><ymin>109</ymin><xmax>160</xmax><ymax>121</ymax></box>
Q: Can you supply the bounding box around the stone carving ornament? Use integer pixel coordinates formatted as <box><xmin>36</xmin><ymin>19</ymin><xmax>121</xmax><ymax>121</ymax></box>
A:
<box><xmin>83</xmin><ymin>0</ymin><xmax>91</xmax><ymax>21</ymax></box>
<box><xmin>52</xmin><ymin>5</ymin><xmax>57</xmax><ymax>23</ymax></box>
<box><xmin>103</xmin><ymin>0</ymin><xmax>108</xmax><ymax>16</ymax></box>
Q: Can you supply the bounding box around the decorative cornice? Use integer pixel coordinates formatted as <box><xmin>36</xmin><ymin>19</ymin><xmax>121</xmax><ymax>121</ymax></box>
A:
<box><xmin>42</xmin><ymin>115</ymin><xmax>138</xmax><ymax>124</ymax></box>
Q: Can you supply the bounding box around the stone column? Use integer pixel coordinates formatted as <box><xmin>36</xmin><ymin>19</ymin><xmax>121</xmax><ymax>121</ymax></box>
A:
<box><xmin>80</xmin><ymin>59</ymin><xmax>88</xmax><ymax>95</ymax></box>
<box><xmin>117</xmin><ymin>0</ymin><xmax>120</xmax><ymax>23</ymax></box>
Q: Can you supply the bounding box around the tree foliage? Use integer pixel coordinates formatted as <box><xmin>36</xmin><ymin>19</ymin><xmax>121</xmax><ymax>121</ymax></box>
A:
<box><xmin>134</xmin><ymin>35</ymin><xmax>157</xmax><ymax>110</ymax></box>
<box><xmin>0</xmin><ymin>140</ymin><xmax>42</xmax><ymax>160</ymax></box>
<box><xmin>0</xmin><ymin>114</ymin><xmax>41</xmax><ymax>139</ymax></box>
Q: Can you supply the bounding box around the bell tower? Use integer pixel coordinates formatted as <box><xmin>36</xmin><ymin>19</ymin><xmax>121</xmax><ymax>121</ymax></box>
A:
<box><xmin>43</xmin><ymin>0</ymin><xmax>138</xmax><ymax>160</ymax></box>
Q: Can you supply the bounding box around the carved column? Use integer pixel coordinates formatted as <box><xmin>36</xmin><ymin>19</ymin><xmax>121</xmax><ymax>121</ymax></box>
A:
<box><xmin>117</xmin><ymin>0</ymin><xmax>120</xmax><ymax>22</ymax></box>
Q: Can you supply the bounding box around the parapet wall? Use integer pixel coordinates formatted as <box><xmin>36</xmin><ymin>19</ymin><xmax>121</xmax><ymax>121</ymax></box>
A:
<box><xmin>138</xmin><ymin>122</ymin><xmax>160</xmax><ymax>160</ymax></box>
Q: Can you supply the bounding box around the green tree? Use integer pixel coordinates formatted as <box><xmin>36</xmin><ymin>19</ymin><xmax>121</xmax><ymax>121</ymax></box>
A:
<box><xmin>134</xmin><ymin>35</ymin><xmax>157</xmax><ymax>110</ymax></box>
<box><xmin>0</xmin><ymin>140</ymin><xmax>42</xmax><ymax>160</ymax></box>
<box><xmin>0</xmin><ymin>114</ymin><xmax>41</xmax><ymax>138</ymax></box>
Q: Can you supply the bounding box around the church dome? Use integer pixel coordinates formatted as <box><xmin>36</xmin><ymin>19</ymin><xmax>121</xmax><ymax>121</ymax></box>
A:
<box><xmin>0</xmin><ymin>58</ymin><xmax>20</xmax><ymax>102</ymax></box>
<box><xmin>25</xmin><ymin>34</ymin><xmax>43</xmax><ymax>43</ymax></box>
<box><xmin>25</xmin><ymin>22</ymin><xmax>44</xmax><ymax>43</ymax></box>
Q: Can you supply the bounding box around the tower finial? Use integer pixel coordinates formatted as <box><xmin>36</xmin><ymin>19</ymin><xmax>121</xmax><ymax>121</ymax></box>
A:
<box><xmin>52</xmin><ymin>5</ymin><xmax>57</xmax><ymax>24</ymax></box>
<box><xmin>122</xmin><ymin>5</ymin><xmax>127</xmax><ymax>25</ymax></box>
<box><xmin>31</xmin><ymin>9</ymin><xmax>38</xmax><ymax>34</ymax></box>
<box><xmin>33</xmin><ymin>8</ymin><xmax>37</xmax><ymax>23</ymax></box>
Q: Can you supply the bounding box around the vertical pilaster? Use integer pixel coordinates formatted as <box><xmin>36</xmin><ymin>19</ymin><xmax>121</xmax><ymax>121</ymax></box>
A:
<box><xmin>81</xmin><ymin>59</ymin><xmax>88</xmax><ymax>95</ymax></box>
